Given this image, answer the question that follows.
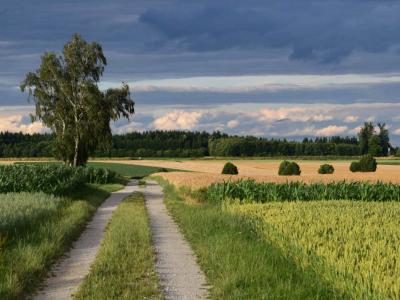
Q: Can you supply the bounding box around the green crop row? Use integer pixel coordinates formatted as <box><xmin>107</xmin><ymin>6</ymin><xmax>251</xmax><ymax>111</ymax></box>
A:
<box><xmin>0</xmin><ymin>164</ymin><xmax>117</xmax><ymax>195</ymax></box>
<box><xmin>207</xmin><ymin>179</ymin><xmax>400</xmax><ymax>203</ymax></box>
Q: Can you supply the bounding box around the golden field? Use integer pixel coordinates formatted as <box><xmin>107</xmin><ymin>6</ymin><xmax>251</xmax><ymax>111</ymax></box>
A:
<box><xmin>96</xmin><ymin>159</ymin><xmax>400</xmax><ymax>188</ymax></box>
<box><xmin>228</xmin><ymin>201</ymin><xmax>400</xmax><ymax>299</ymax></box>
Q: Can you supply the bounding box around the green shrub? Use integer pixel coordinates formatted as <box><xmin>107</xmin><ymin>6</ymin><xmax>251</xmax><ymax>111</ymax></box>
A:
<box><xmin>359</xmin><ymin>155</ymin><xmax>377</xmax><ymax>172</ymax></box>
<box><xmin>350</xmin><ymin>162</ymin><xmax>361</xmax><ymax>172</ymax></box>
<box><xmin>278</xmin><ymin>161</ymin><xmax>301</xmax><ymax>176</ymax></box>
<box><xmin>222</xmin><ymin>162</ymin><xmax>238</xmax><ymax>175</ymax></box>
<box><xmin>318</xmin><ymin>164</ymin><xmax>334</xmax><ymax>174</ymax></box>
<box><xmin>350</xmin><ymin>155</ymin><xmax>377</xmax><ymax>173</ymax></box>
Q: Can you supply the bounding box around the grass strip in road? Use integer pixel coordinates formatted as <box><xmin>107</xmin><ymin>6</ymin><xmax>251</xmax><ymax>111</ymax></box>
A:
<box><xmin>0</xmin><ymin>183</ymin><xmax>123</xmax><ymax>300</ymax></box>
<box><xmin>158</xmin><ymin>178</ymin><xmax>347</xmax><ymax>299</ymax></box>
<box><xmin>74</xmin><ymin>192</ymin><xmax>162</xmax><ymax>300</ymax></box>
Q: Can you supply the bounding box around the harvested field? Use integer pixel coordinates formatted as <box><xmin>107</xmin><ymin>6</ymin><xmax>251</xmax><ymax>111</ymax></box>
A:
<box><xmin>110</xmin><ymin>159</ymin><xmax>400</xmax><ymax>188</ymax></box>
<box><xmin>152</xmin><ymin>170</ymin><xmax>400</xmax><ymax>189</ymax></box>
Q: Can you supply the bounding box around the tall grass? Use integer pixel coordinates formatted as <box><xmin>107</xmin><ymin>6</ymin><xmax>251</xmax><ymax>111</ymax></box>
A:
<box><xmin>0</xmin><ymin>183</ymin><xmax>123</xmax><ymax>299</ymax></box>
<box><xmin>207</xmin><ymin>179</ymin><xmax>400</xmax><ymax>203</ymax></box>
<box><xmin>0</xmin><ymin>193</ymin><xmax>61</xmax><ymax>236</ymax></box>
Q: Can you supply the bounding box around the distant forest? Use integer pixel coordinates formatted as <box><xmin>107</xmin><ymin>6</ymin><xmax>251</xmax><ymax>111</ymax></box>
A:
<box><xmin>0</xmin><ymin>130</ymin><xmax>397</xmax><ymax>158</ymax></box>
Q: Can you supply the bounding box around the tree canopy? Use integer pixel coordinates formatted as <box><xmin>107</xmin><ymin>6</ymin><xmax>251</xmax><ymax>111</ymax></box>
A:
<box><xmin>358</xmin><ymin>122</ymin><xmax>391</xmax><ymax>156</ymax></box>
<box><xmin>20</xmin><ymin>34</ymin><xmax>134</xmax><ymax>166</ymax></box>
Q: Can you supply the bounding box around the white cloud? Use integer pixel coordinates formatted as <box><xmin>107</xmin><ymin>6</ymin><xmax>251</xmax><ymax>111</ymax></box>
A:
<box><xmin>257</xmin><ymin>107</ymin><xmax>332</xmax><ymax>123</ymax></box>
<box><xmin>344</xmin><ymin>115</ymin><xmax>358</xmax><ymax>123</ymax></box>
<box><xmin>315</xmin><ymin>125</ymin><xmax>348</xmax><ymax>136</ymax></box>
<box><xmin>227</xmin><ymin>119</ymin><xmax>239</xmax><ymax>128</ymax></box>
<box><xmin>153</xmin><ymin>110</ymin><xmax>203</xmax><ymax>130</ymax></box>
<box><xmin>348</xmin><ymin>126</ymin><xmax>363</xmax><ymax>135</ymax></box>
<box><xmin>111</xmin><ymin>121</ymin><xmax>145</xmax><ymax>134</ymax></box>
<box><xmin>394</xmin><ymin>128</ymin><xmax>400</xmax><ymax>136</ymax></box>
<box><xmin>0</xmin><ymin>114</ymin><xmax>47</xmax><ymax>134</ymax></box>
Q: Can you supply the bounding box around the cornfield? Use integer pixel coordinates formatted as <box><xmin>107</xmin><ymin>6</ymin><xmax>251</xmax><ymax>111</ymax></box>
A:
<box><xmin>207</xmin><ymin>179</ymin><xmax>400</xmax><ymax>203</ymax></box>
<box><xmin>227</xmin><ymin>201</ymin><xmax>400</xmax><ymax>299</ymax></box>
<box><xmin>0</xmin><ymin>164</ymin><xmax>117</xmax><ymax>195</ymax></box>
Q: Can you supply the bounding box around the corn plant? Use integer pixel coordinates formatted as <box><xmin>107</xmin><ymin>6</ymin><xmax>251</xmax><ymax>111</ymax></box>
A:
<box><xmin>0</xmin><ymin>164</ymin><xmax>117</xmax><ymax>195</ymax></box>
<box><xmin>207</xmin><ymin>179</ymin><xmax>400</xmax><ymax>203</ymax></box>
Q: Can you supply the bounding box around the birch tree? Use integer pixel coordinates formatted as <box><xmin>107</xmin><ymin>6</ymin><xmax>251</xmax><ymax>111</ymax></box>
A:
<box><xmin>21</xmin><ymin>34</ymin><xmax>134</xmax><ymax>166</ymax></box>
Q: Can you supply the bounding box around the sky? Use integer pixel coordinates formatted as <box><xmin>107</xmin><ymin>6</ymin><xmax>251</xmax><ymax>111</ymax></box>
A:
<box><xmin>1</xmin><ymin>0</ymin><xmax>400</xmax><ymax>144</ymax></box>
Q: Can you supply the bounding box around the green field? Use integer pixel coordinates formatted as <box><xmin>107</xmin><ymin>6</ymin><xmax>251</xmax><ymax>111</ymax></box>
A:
<box><xmin>88</xmin><ymin>162</ymin><xmax>169</xmax><ymax>178</ymax></box>
<box><xmin>158</xmin><ymin>178</ymin><xmax>346</xmax><ymax>299</ymax></box>
<box><xmin>0</xmin><ymin>183</ymin><xmax>123</xmax><ymax>299</ymax></box>
<box><xmin>377</xmin><ymin>159</ymin><xmax>400</xmax><ymax>165</ymax></box>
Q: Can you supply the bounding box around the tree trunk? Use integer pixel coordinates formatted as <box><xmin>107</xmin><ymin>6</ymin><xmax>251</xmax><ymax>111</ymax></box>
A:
<box><xmin>73</xmin><ymin>135</ymin><xmax>79</xmax><ymax>167</ymax></box>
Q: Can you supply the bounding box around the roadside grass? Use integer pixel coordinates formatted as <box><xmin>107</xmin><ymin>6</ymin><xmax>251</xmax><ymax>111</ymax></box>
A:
<box><xmin>88</xmin><ymin>162</ymin><xmax>174</xmax><ymax>178</ymax></box>
<box><xmin>0</xmin><ymin>183</ymin><xmax>123</xmax><ymax>300</ymax></box>
<box><xmin>158</xmin><ymin>178</ymin><xmax>346</xmax><ymax>299</ymax></box>
<box><xmin>74</xmin><ymin>192</ymin><xmax>162</xmax><ymax>300</ymax></box>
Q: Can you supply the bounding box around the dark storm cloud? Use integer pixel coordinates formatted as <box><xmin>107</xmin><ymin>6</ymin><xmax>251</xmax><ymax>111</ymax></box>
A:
<box><xmin>140</xmin><ymin>0</ymin><xmax>400</xmax><ymax>63</ymax></box>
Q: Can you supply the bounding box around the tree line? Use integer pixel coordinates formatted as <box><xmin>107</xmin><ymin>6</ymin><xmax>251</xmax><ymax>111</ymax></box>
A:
<box><xmin>0</xmin><ymin>127</ymin><xmax>396</xmax><ymax>158</ymax></box>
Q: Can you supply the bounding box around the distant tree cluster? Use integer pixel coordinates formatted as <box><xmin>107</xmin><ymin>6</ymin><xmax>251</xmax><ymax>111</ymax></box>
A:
<box><xmin>358</xmin><ymin>122</ymin><xmax>392</xmax><ymax>156</ymax></box>
<box><xmin>0</xmin><ymin>131</ymin><xmax>366</xmax><ymax>158</ymax></box>
<box><xmin>0</xmin><ymin>132</ymin><xmax>53</xmax><ymax>157</ymax></box>
<box><xmin>0</xmin><ymin>125</ymin><xmax>395</xmax><ymax>158</ymax></box>
<box><xmin>208</xmin><ymin>136</ymin><xmax>361</xmax><ymax>157</ymax></box>
<box><xmin>93</xmin><ymin>130</ymin><xmax>215</xmax><ymax>157</ymax></box>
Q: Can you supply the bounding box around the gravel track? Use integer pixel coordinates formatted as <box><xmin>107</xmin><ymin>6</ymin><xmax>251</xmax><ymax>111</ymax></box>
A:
<box><xmin>33</xmin><ymin>180</ymin><xmax>139</xmax><ymax>300</ymax></box>
<box><xmin>145</xmin><ymin>180</ymin><xmax>209</xmax><ymax>300</ymax></box>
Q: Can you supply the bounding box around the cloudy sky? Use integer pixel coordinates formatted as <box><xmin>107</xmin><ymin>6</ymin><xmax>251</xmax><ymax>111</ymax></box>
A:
<box><xmin>1</xmin><ymin>0</ymin><xmax>400</xmax><ymax>144</ymax></box>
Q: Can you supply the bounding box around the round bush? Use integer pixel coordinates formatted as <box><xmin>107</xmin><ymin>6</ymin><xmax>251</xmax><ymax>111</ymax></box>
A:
<box><xmin>318</xmin><ymin>164</ymin><xmax>334</xmax><ymax>174</ymax></box>
<box><xmin>222</xmin><ymin>162</ymin><xmax>238</xmax><ymax>175</ymax></box>
<box><xmin>359</xmin><ymin>154</ymin><xmax>377</xmax><ymax>172</ymax></box>
<box><xmin>279</xmin><ymin>161</ymin><xmax>301</xmax><ymax>176</ymax></box>
<box><xmin>350</xmin><ymin>155</ymin><xmax>377</xmax><ymax>173</ymax></box>
<box><xmin>350</xmin><ymin>161</ymin><xmax>361</xmax><ymax>172</ymax></box>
